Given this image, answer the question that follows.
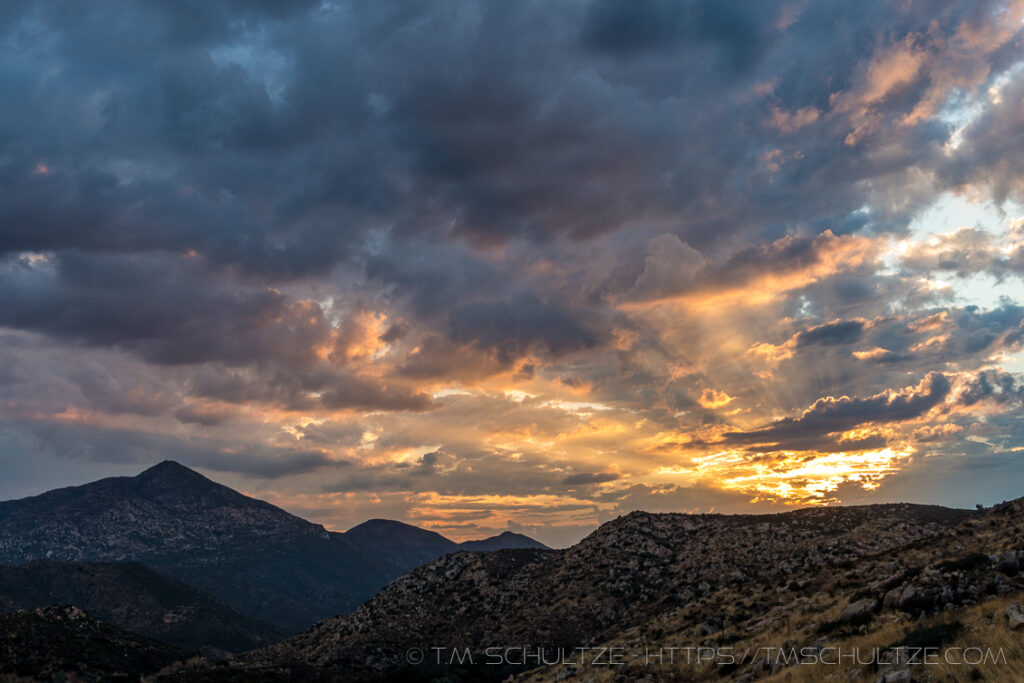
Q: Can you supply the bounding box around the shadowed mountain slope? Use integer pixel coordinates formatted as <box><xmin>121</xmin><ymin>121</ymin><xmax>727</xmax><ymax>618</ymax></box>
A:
<box><xmin>0</xmin><ymin>461</ymin><xmax>546</xmax><ymax>634</ymax></box>
<box><xmin>0</xmin><ymin>605</ymin><xmax>194</xmax><ymax>682</ymax></box>
<box><xmin>0</xmin><ymin>560</ymin><xmax>282</xmax><ymax>655</ymax></box>
<box><xmin>252</xmin><ymin>503</ymin><xmax>980</xmax><ymax>677</ymax></box>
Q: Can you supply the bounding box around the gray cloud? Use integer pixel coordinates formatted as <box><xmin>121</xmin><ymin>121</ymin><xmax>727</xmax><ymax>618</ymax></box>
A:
<box><xmin>794</xmin><ymin>319</ymin><xmax>867</xmax><ymax>347</ymax></box>
<box><xmin>449</xmin><ymin>296</ymin><xmax>610</xmax><ymax>366</ymax></box>
<box><xmin>725</xmin><ymin>371</ymin><xmax>951</xmax><ymax>449</ymax></box>
<box><xmin>0</xmin><ymin>0</ymin><xmax>1022</xmax><ymax>543</ymax></box>
<box><xmin>561</xmin><ymin>472</ymin><xmax>621</xmax><ymax>486</ymax></box>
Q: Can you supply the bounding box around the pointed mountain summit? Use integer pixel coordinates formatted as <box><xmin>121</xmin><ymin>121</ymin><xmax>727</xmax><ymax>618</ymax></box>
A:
<box><xmin>139</xmin><ymin>458</ymin><xmax>200</xmax><ymax>478</ymax></box>
<box><xmin>0</xmin><ymin>461</ymin><xmax>548</xmax><ymax>634</ymax></box>
<box><xmin>0</xmin><ymin>460</ymin><xmax>322</xmax><ymax>563</ymax></box>
<box><xmin>135</xmin><ymin>459</ymin><xmax>219</xmax><ymax>488</ymax></box>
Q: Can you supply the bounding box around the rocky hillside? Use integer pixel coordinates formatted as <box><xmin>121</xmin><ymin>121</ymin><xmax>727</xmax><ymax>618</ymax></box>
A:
<box><xmin>252</xmin><ymin>503</ymin><xmax>974</xmax><ymax>676</ymax></box>
<box><xmin>0</xmin><ymin>605</ymin><xmax>194</xmax><ymax>682</ymax></box>
<box><xmin>521</xmin><ymin>497</ymin><xmax>1024</xmax><ymax>683</ymax></box>
<box><xmin>0</xmin><ymin>461</ymin><xmax>546</xmax><ymax>634</ymax></box>
<box><xmin>0</xmin><ymin>560</ymin><xmax>282</xmax><ymax>656</ymax></box>
<box><xmin>0</xmin><ymin>461</ymin><xmax>318</xmax><ymax>561</ymax></box>
<box><xmin>7</xmin><ymin>498</ymin><xmax>1020</xmax><ymax>682</ymax></box>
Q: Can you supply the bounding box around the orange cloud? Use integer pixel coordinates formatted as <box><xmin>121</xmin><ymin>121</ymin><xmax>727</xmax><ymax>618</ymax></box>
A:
<box><xmin>620</xmin><ymin>231</ymin><xmax>884</xmax><ymax>312</ymax></box>
<box><xmin>698</xmin><ymin>388</ymin><xmax>735</xmax><ymax>409</ymax></box>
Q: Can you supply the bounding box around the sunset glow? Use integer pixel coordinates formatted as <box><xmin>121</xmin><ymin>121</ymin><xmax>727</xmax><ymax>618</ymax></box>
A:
<box><xmin>1</xmin><ymin>0</ymin><xmax>1023</xmax><ymax>548</ymax></box>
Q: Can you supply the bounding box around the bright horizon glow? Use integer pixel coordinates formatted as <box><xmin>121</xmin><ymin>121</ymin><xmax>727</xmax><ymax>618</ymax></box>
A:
<box><xmin>1</xmin><ymin>0</ymin><xmax>1023</xmax><ymax>548</ymax></box>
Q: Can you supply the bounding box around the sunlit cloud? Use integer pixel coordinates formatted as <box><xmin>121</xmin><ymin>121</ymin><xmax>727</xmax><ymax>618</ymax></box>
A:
<box><xmin>1</xmin><ymin>0</ymin><xmax>1023</xmax><ymax>546</ymax></box>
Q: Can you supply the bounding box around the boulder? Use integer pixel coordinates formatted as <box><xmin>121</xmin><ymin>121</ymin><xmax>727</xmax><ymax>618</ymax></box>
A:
<box><xmin>1005</xmin><ymin>602</ymin><xmax>1024</xmax><ymax>630</ymax></box>
<box><xmin>838</xmin><ymin>598</ymin><xmax>877</xmax><ymax>624</ymax></box>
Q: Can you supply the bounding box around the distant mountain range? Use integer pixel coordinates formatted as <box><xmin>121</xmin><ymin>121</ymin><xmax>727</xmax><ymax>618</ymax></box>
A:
<box><xmin>256</xmin><ymin>501</ymin><xmax>974</xmax><ymax>671</ymax></box>
<box><xmin>0</xmin><ymin>461</ymin><xmax>547</xmax><ymax>636</ymax></box>
<box><xmin>252</xmin><ymin>502</ymin><xmax>1019</xmax><ymax>680</ymax></box>
<box><xmin>6</xmin><ymin>463</ymin><xmax>1022</xmax><ymax>682</ymax></box>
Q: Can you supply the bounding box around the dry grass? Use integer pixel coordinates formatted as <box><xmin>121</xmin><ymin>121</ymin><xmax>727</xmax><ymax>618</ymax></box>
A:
<box><xmin>759</xmin><ymin>593</ymin><xmax>1024</xmax><ymax>682</ymax></box>
<box><xmin>518</xmin><ymin>592</ymin><xmax>1024</xmax><ymax>682</ymax></box>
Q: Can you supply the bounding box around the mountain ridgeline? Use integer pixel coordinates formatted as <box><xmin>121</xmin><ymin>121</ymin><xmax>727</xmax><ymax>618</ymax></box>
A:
<box><xmin>0</xmin><ymin>461</ymin><xmax>547</xmax><ymax>635</ymax></box>
<box><xmin>255</xmin><ymin>503</ymin><xmax>981</xmax><ymax>674</ymax></box>
<box><xmin>233</xmin><ymin>498</ymin><xmax>1024</xmax><ymax>682</ymax></box>
<box><xmin>4</xmin><ymin>463</ymin><xmax>1024</xmax><ymax>682</ymax></box>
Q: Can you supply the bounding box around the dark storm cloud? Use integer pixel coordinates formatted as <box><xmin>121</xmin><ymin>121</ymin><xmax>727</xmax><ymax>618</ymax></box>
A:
<box><xmin>945</xmin><ymin>305</ymin><xmax>1024</xmax><ymax>355</ymax></box>
<box><xmin>0</xmin><ymin>0</ymin><xmax>1022</xmax><ymax>537</ymax></box>
<box><xmin>899</xmin><ymin>226</ymin><xmax>1024</xmax><ymax>279</ymax></box>
<box><xmin>0</xmin><ymin>0</ymin><xmax>1018</xmax><ymax>367</ymax></box>
<box><xmin>725</xmin><ymin>372</ymin><xmax>951</xmax><ymax>448</ymax></box>
<box><xmin>581</xmin><ymin>0</ymin><xmax>777</xmax><ymax>69</ymax></box>
<box><xmin>0</xmin><ymin>417</ymin><xmax>338</xmax><ymax>479</ymax></box>
<box><xmin>364</xmin><ymin>241</ymin><xmax>504</xmax><ymax>318</ymax></box>
<box><xmin>793</xmin><ymin>319</ymin><xmax>867</xmax><ymax>347</ymax></box>
<box><xmin>1003</xmin><ymin>317</ymin><xmax>1024</xmax><ymax>349</ymax></box>
<box><xmin>0</xmin><ymin>251</ymin><xmax>329</xmax><ymax>366</ymax></box>
<box><xmin>185</xmin><ymin>363</ymin><xmax>433</xmax><ymax>413</ymax></box>
<box><xmin>318</xmin><ymin>447</ymin><xmax>595</xmax><ymax>497</ymax></box>
<box><xmin>763</xmin><ymin>305</ymin><xmax>1024</xmax><ymax>379</ymax></box>
<box><xmin>941</xmin><ymin>67</ymin><xmax>1024</xmax><ymax>203</ymax></box>
<box><xmin>955</xmin><ymin>369</ymin><xmax>1024</xmax><ymax>406</ymax></box>
<box><xmin>561</xmin><ymin>471</ymin><xmax>621</xmax><ymax>486</ymax></box>
<box><xmin>0</xmin><ymin>249</ymin><xmax>436</xmax><ymax>414</ymax></box>
<box><xmin>174</xmin><ymin>402</ymin><xmax>238</xmax><ymax>427</ymax></box>
<box><xmin>318</xmin><ymin>378</ymin><xmax>434</xmax><ymax>412</ymax></box>
<box><xmin>70</xmin><ymin>366</ymin><xmax>179</xmax><ymax>417</ymax></box>
<box><xmin>3</xmin><ymin>0</ymin><xmax>1016</xmax><ymax>279</ymax></box>
<box><xmin>449</xmin><ymin>296</ymin><xmax>610</xmax><ymax>365</ymax></box>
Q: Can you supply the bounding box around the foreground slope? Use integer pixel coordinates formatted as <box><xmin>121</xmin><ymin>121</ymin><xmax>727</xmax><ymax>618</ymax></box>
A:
<box><xmin>0</xmin><ymin>560</ymin><xmax>282</xmax><ymax>655</ymax></box>
<box><xmin>254</xmin><ymin>503</ymin><xmax>974</xmax><ymax>675</ymax></box>
<box><xmin>0</xmin><ymin>461</ymin><xmax>546</xmax><ymax>633</ymax></box>
<box><xmin>0</xmin><ymin>605</ymin><xmax>194</xmax><ymax>682</ymax></box>
<box><xmin>521</xmin><ymin>497</ymin><xmax>1024</xmax><ymax>682</ymax></box>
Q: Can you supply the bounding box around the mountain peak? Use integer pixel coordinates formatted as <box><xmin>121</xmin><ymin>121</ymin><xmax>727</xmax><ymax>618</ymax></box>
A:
<box><xmin>348</xmin><ymin>518</ymin><xmax>412</xmax><ymax>531</ymax></box>
<box><xmin>134</xmin><ymin>460</ymin><xmax>228</xmax><ymax>497</ymax></box>
<box><xmin>345</xmin><ymin>519</ymin><xmax>456</xmax><ymax>549</ymax></box>
<box><xmin>137</xmin><ymin>460</ymin><xmax>201</xmax><ymax>479</ymax></box>
<box><xmin>459</xmin><ymin>530</ymin><xmax>549</xmax><ymax>551</ymax></box>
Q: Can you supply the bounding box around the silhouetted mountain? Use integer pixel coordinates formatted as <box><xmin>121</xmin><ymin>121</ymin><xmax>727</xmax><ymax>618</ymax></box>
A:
<box><xmin>345</xmin><ymin>519</ymin><xmax>459</xmax><ymax>571</ymax></box>
<box><xmin>10</xmin><ymin>496</ymin><xmax>1024</xmax><ymax>682</ymax></box>
<box><xmin>0</xmin><ymin>561</ymin><xmax>282</xmax><ymax>655</ymax></box>
<box><xmin>0</xmin><ymin>605</ymin><xmax>193</xmax><ymax>682</ymax></box>
<box><xmin>343</xmin><ymin>521</ymin><xmax>550</xmax><ymax>567</ymax></box>
<box><xmin>252</xmin><ymin>502</ymin><xmax>989</xmax><ymax>679</ymax></box>
<box><xmin>0</xmin><ymin>461</ymin><xmax>546</xmax><ymax>634</ymax></box>
<box><xmin>459</xmin><ymin>530</ymin><xmax>549</xmax><ymax>552</ymax></box>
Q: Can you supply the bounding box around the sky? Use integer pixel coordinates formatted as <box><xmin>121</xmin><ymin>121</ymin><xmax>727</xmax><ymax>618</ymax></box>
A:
<box><xmin>1</xmin><ymin>0</ymin><xmax>1023</xmax><ymax>548</ymax></box>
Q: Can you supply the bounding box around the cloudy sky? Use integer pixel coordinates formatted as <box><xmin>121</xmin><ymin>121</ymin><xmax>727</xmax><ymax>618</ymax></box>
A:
<box><xmin>1</xmin><ymin>0</ymin><xmax>1023</xmax><ymax>547</ymax></box>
